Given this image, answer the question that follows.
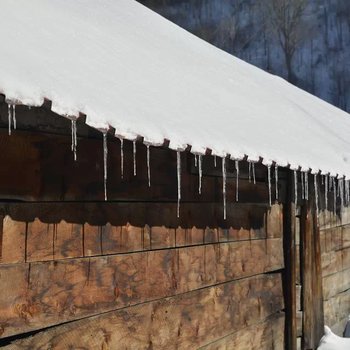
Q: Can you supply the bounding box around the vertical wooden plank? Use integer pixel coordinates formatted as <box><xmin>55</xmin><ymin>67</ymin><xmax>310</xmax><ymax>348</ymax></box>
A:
<box><xmin>301</xmin><ymin>191</ymin><xmax>324</xmax><ymax>350</ymax></box>
<box><xmin>284</xmin><ymin>170</ymin><xmax>297</xmax><ymax>350</ymax></box>
<box><xmin>312</xmin><ymin>206</ymin><xmax>324</xmax><ymax>344</ymax></box>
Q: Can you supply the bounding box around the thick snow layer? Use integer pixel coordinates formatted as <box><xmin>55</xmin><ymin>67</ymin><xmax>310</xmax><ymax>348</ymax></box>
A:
<box><xmin>317</xmin><ymin>326</ymin><xmax>350</xmax><ymax>350</ymax></box>
<box><xmin>1</xmin><ymin>0</ymin><xmax>350</xmax><ymax>176</ymax></box>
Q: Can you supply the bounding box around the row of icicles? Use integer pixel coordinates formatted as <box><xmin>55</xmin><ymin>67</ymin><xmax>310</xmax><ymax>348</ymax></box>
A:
<box><xmin>6</xmin><ymin>106</ymin><xmax>350</xmax><ymax>219</ymax></box>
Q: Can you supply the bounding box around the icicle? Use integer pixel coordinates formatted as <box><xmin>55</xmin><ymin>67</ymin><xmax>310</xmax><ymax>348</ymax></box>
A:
<box><xmin>103</xmin><ymin>132</ymin><xmax>108</xmax><ymax>201</ymax></box>
<box><xmin>275</xmin><ymin>165</ymin><xmax>279</xmax><ymax>202</ymax></box>
<box><xmin>133</xmin><ymin>140</ymin><xmax>137</xmax><ymax>176</ymax></box>
<box><xmin>177</xmin><ymin>151</ymin><xmax>181</xmax><ymax>218</ymax></box>
<box><xmin>346</xmin><ymin>179</ymin><xmax>350</xmax><ymax>205</ymax></box>
<box><xmin>13</xmin><ymin>105</ymin><xmax>16</xmax><ymax>130</ymax></box>
<box><xmin>301</xmin><ymin>172</ymin><xmax>305</xmax><ymax>200</ymax></box>
<box><xmin>198</xmin><ymin>154</ymin><xmax>202</xmax><ymax>194</ymax></box>
<box><xmin>333</xmin><ymin>177</ymin><xmax>336</xmax><ymax>215</ymax></box>
<box><xmin>71</xmin><ymin>119</ymin><xmax>77</xmax><ymax>161</ymax></box>
<box><xmin>294</xmin><ymin>170</ymin><xmax>298</xmax><ymax>207</ymax></box>
<box><xmin>214</xmin><ymin>155</ymin><xmax>217</xmax><ymax>168</ymax></box>
<box><xmin>339</xmin><ymin>177</ymin><xmax>344</xmax><ymax>212</ymax></box>
<box><xmin>222</xmin><ymin>157</ymin><xmax>227</xmax><ymax>220</ymax></box>
<box><xmin>305</xmin><ymin>172</ymin><xmax>309</xmax><ymax>201</ymax></box>
<box><xmin>314</xmin><ymin>174</ymin><xmax>319</xmax><ymax>216</ymax></box>
<box><xmin>321</xmin><ymin>175</ymin><xmax>324</xmax><ymax>185</ymax></box>
<box><xmin>252</xmin><ymin>162</ymin><xmax>256</xmax><ymax>184</ymax></box>
<box><xmin>8</xmin><ymin>104</ymin><xmax>11</xmax><ymax>135</ymax></box>
<box><xmin>325</xmin><ymin>175</ymin><xmax>328</xmax><ymax>211</ymax></box>
<box><xmin>267</xmin><ymin>165</ymin><xmax>272</xmax><ymax>206</ymax></box>
<box><xmin>194</xmin><ymin>154</ymin><xmax>198</xmax><ymax>167</ymax></box>
<box><xmin>235</xmin><ymin>160</ymin><xmax>239</xmax><ymax>202</ymax></box>
<box><xmin>248</xmin><ymin>162</ymin><xmax>252</xmax><ymax>183</ymax></box>
<box><xmin>146</xmin><ymin>144</ymin><xmax>151</xmax><ymax>188</ymax></box>
<box><xmin>120</xmin><ymin>138</ymin><xmax>124</xmax><ymax>179</ymax></box>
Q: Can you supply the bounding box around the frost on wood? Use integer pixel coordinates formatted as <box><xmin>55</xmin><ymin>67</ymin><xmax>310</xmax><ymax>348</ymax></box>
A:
<box><xmin>103</xmin><ymin>132</ymin><xmax>108</xmax><ymax>201</ymax></box>
<box><xmin>177</xmin><ymin>151</ymin><xmax>181</xmax><ymax>218</ymax></box>
<box><xmin>222</xmin><ymin>157</ymin><xmax>227</xmax><ymax>220</ymax></box>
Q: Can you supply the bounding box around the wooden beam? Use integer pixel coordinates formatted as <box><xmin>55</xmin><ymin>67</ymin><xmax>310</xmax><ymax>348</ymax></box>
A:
<box><xmin>283</xmin><ymin>169</ymin><xmax>297</xmax><ymax>350</ymax></box>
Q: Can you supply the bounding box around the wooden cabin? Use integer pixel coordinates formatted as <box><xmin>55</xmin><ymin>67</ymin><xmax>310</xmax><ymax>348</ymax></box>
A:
<box><xmin>1</xmin><ymin>1</ymin><xmax>350</xmax><ymax>349</ymax></box>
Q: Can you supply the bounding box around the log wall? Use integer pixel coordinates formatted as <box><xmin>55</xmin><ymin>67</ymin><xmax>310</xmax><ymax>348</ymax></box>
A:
<box><xmin>319</xmin><ymin>208</ymin><xmax>350</xmax><ymax>336</ymax></box>
<box><xmin>0</xmin><ymin>103</ymin><xmax>286</xmax><ymax>349</ymax></box>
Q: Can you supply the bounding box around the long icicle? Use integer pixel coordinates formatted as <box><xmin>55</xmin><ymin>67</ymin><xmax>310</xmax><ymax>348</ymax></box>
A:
<box><xmin>71</xmin><ymin>119</ymin><xmax>77</xmax><ymax>161</ymax></box>
<box><xmin>222</xmin><ymin>157</ymin><xmax>227</xmax><ymax>220</ymax></box>
<box><xmin>275</xmin><ymin>165</ymin><xmax>279</xmax><ymax>202</ymax></box>
<box><xmin>235</xmin><ymin>160</ymin><xmax>239</xmax><ymax>202</ymax></box>
<box><xmin>198</xmin><ymin>154</ymin><xmax>202</xmax><ymax>194</ymax></box>
<box><xmin>120</xmin><ymin>138</ymin><xmax>124</xmax><ymax>179</ymax></box>
<box><xmin>346</xmin><ymin>179</ymin><xmax>350</xmax><ymax>205</ymax></box>
<box><xmin>248</xmin><ymin>162</ymin><xmax>252</xmax><ymax>183</ymax></box>
<box><xmin>103</xmin><ymin>132</ymin><xmax>108</xmax><ymax>201</ymax></box>
<box><xmin>214</xmin><ymin>155</ymin><xmax>217</xmax><ymax>168</ymax></box>
<box><xmin>268</xmin><ymin>165</ymin><xmax>272</xmax><ymax>206</ymax></box>
<box><xmin>305</xmin><ymin>172</ymin><xmax>309</xmax><ymax>201</ymax></box>
<box><xmin>314</xmin><ymin>173</ymin><xmax>319</xmax><ymax>217</ymax></box>
<box><xmin>177</xmin><ymin>151</ymin><xmax>181</xmax><ymax>218</ymax></box>
<box><xmin>252</xmin><ymin>162</ymin><xmax>256</xmax><ymax>184</ymax></box>
<box><xmin>8</xmin><ymin>104</ymin><xmax>11</xmax><ymax>135</ymax></box>
<box><xmin>194</xmin><ymin>154</ymin><xmax>198</xmax><ymax>167</ymax></box>
<box><xmin>333</xmin><ymin>177</ymin><xmax>336</xmax><ymax>215</ymax></box>
<box><xmin>294</xmin><ymin>170</ymin><xmax>298</xmax><ymax>207</ymax></box>
<box><xmin>13</xmin><ymin>105</ymin><xmax>16</xmax><ymax>130</ymax></box>
<box><xmin>133</xmin><ymin>140</ymin><xmax>137</xmax><ymax>176</ymax></box>
<box><xmin>301</xmin><ymin>171</ymin><xmax>305</xmax><ymax>200</ymax></box>
<box><xmin>325</xmin><ymin>174</ymin><xmax>328</xmax><ymax>211</ymax></box>
<box><xmin>147</xmin><ymin>144</ymin><xmax>151</xmax><ymax>188</ymax></box>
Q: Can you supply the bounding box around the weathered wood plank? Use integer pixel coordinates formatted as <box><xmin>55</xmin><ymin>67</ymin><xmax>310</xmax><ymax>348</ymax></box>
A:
<box><xmin>0</xmin><ymin>238</ymin><xmax>283</xmax><ymax>338</ymax></box>
<box><xmin>0</xmin><ymin>202</ymin><xmax>282</xmax><ymax>264</ymax></box>
<box><xmin>199</xmin><ymin>312</ymin><xmax>285</xmax><ymax>350</ymax></box>
<box><xmin>0</xmin><ymin>130</ymin><xmax>274</xmax><ymax>203</ymax></box>
<box><xmin>323</xmin><ymin>268</ymin><xmax>350</xmax><ymax>300</ymax></box>
<box><xmin>3</xmin><ymin>273</ymin><xmax>284</xmax><ymax>349</ymax></box>
<box><xmin>324</xmin><ymin>289</ymin><xmax>350</xmax><ymax>330</ymax></box>
<box><xmin>0</xmin><ymin>217</ymin><xmax>26</xmax><ymax>264</ymax></box>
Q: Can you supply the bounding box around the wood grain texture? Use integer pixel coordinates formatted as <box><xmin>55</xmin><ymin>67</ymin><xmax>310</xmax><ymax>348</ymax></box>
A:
<box><xmin>0</xmin><ymin>238</ymin><xmax>283</xmax><ymax>338</ymax></box>
<box><xmin>199</xmin><ymin>312</ymin><xmax>285</xmax><ymax>350</ymax></box>
<box><xmin>0</xmin><ymin>203</ymin><xmax>282</xmax><ymax>264</ymax></box>
<box><xmin>3</xmin><ymin>273</ymin><xmax>284</xmax><ymax>349</ymax></box>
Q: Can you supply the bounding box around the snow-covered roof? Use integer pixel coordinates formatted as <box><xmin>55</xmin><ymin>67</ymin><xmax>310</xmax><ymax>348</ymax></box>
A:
<box><xmin>1</xmin><ymin>0</ymin><xmax>350</xmax><ymax>177</ymax></box>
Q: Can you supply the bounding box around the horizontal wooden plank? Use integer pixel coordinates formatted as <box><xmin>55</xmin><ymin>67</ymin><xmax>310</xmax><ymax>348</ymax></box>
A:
<box><xmin>3</xmin><ymin>273</ymin><xmax>284</xmax><ymax>349</ymax></box>
<box><xmin>324</xmin><ymin>289</ymin><xmax>350</xmax><ymax>329</ymax></box>
<box><xmin>0</xmin><ymin>238</ymin><xmax>283</xmax><ymax>338</ymax></box>
<box><xmin>321</xmin><ymin>247</ymin><xmax>350</xmax><ymax>277</ymax></box>
<box><xmin>323</xmin><ymin>268</ymin><xmax>350</xmax><ymax>300</ymax></box>
<box><xmin>0</xmin><ymin>203</ymin><xmax>282</xmax><ymax>264</ymax></box>
<box><xmin>0</xmin><ymin>130</ymin><xmax>276</xmax><ymax>203</ymax></box>
<box><xmin>199</xmin><ymin>312</ymin><xmax>285</xmax><ymax>350</ymax></box>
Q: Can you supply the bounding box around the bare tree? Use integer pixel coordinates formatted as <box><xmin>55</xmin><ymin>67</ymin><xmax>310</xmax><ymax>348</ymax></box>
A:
<box><xmin>264</xmin><ymin>0</ymin><xmax>309</xmax><ymax>83</ymax></box>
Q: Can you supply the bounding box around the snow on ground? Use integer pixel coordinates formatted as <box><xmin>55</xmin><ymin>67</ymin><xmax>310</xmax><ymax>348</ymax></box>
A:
<box><xmin>1</xmin><ymin>0</ymin><xmax>350</xmax><ymax>177</ymax></box>
<box><xmin>318</xmin><ymin>326</ymin><xmax>350</xmax><ymax>350</ymax></box>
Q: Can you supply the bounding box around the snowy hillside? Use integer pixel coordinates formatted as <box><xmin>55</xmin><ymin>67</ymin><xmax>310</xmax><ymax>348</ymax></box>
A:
<box><xmin>139</xmin><ymin>0</ymin><xmax>350</xmax><ymax>113</ymax></box>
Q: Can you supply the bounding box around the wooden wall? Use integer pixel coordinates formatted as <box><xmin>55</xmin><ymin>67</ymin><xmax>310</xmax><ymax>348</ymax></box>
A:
<box><xmin>319</xmin><ymin>208</ymin><xmax>350</xmax><ymax>336</ymax></box>
<box><xmin>0</xmin><ymin>102</ymin><xmax>286</xmax><ymax>349</ymax></box>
